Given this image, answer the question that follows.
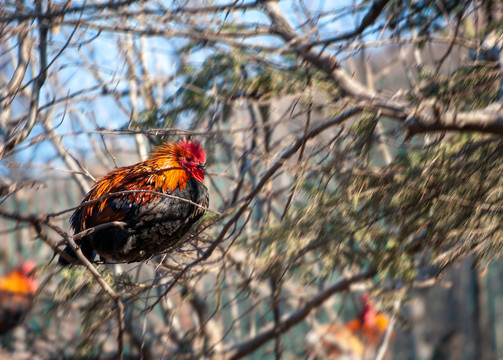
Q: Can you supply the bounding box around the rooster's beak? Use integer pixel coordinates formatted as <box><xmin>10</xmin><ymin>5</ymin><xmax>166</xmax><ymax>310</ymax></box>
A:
<box><xmin>197</xmin><ymin>164</ymin><xmax>206</xmax><ymax>172</ymax></box>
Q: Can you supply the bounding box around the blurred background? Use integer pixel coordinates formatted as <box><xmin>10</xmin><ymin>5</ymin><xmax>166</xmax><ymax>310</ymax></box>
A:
<box><xmin>1</xmin><ymin>1</ymin><xmax>503</xmax><ymax>359</ymax></box>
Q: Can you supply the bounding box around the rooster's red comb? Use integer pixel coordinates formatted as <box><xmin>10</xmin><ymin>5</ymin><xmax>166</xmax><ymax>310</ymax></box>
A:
<box><xmin>178</xmin><ymin>138</ymin><xmax>206</xmax><ymax>164</ymax></box>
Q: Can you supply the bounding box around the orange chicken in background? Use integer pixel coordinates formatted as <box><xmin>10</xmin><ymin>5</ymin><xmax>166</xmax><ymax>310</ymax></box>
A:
<box><xmin>0</xmin><ymin>261</ymin><xmax>38</xmax><ymax>335</ymax></box>
<box><xmin>307</xmin><ymin>294</ymin><xmax>390</xmax><ymax>360</ymax></box>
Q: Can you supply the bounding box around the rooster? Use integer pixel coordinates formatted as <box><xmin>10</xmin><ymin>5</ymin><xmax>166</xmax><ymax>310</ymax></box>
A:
<box><xmin>59</xmin><ymin>138</ymin><xmax>208</xmax><ymax>264</ymax></box>
<box><xmin>306</xmin><ymin>294</ymin><xmax>390</xmax><ymax>360</ymax></box>
<box><xmin>0</xmin><ymin>262</ymin><xmax>38</xmax><ymax>335</ymax></box>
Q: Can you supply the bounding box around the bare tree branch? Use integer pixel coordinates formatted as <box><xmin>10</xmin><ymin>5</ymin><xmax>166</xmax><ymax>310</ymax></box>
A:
<box><xmin>0</xmin><ymin>1</ymin><xmax>48</xmax><ymax>159</ymax></box>
<box><xmin>404</xmin><ymin>102</ymin><xmax>503</xmax><ymax>136</ymax></box>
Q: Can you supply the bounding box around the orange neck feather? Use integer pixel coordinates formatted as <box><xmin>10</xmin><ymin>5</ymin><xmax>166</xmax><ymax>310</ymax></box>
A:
<box><xmin>86</xmin><ymin>148</ymin><xmax>187</xmax><ymax>213</ymax></box>
<box><xmin>148</xmin><ymin>156</ymin><xmax>190</xmax><ymax>192</ymax></box>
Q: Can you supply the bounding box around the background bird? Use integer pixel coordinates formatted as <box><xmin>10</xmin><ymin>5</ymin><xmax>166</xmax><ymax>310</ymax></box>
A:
<box><xmin>59</xmin><ymin>138</ymin><xmax>209</xmax><ymax>265</ymax></box>
<box><xmin>0</xmin><ymin>261</ymin><xmax>38</xmax><ymax>335</ymax></box>
<box><xmin>306</xmin><ymin>294</ymin><xmax>390</xmax><ymax>360</ymax></box>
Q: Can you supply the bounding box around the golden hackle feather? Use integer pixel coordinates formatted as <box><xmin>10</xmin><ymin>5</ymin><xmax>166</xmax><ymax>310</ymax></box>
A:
<box><xmin>0</xmin><ymin>271</ymin><xmax>32</xmax><ymax>294</ymax></box>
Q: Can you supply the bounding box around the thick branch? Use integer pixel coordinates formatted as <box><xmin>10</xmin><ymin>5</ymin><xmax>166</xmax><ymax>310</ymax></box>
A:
<box><xmin>261</xmin><ymin>1</ymin><xmax>408</xmax><ymax>119</ymax></box>
<box><xmin>404</xmin><ymin>103</ymin><xmax>503</xmax><ymax>136</ymax></box>
<box><xmin>262</xmin><ymin>2</ymin><xmax>503</xmax><ymax>137</ymax></box>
